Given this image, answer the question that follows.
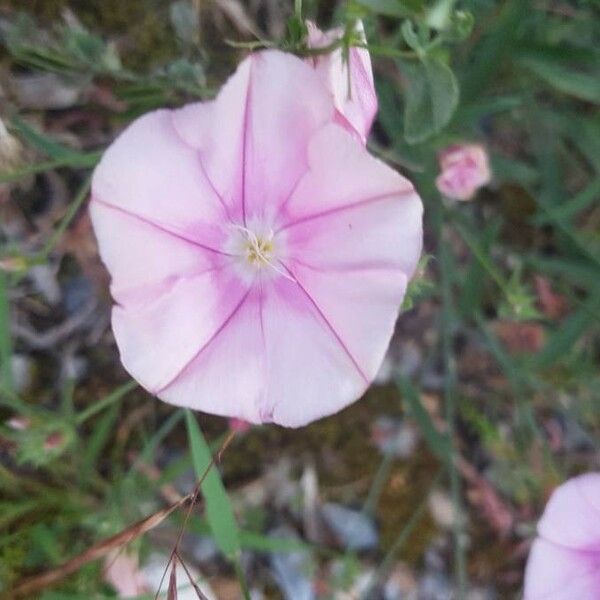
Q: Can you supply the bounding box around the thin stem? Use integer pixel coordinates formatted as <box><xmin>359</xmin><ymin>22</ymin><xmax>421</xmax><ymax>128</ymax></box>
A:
<box><xmin>39</xmin><ymin>175</ymin><xmax>92</xmax><ymax>261</ymax></box>
<box><xmin>0</xmin><ymin>152</ymin><xmax>100</xmax><ymax>185</ymax></box>
<box><xmin>154</xmin><ymin>430</ymin><xmax>237</xmax><ymax>600</ymax></box>
<box><xmin>0</xmin><ymin>271</ymin><xmax>13</xmax><ymax>395</ymax></box>
<box><xmin>75</xmin><ymin>380</ymin><xmax>137</xmax><ymax>425</ymax></box>
<box><xmin>361</xmin><ymin>470</ymin><xmax>443</xmax><ymax>598</ymax></box>
<box><xmin>233</xmin><ymin>557</ymin><xmax>251</xmax><ymax>600</ymax></box>
<box><xmin>362</xmin><ymin>451</ymin><xmax>395</xmax><ymax>516</ymax></box>
<box><xmin>436</xmin><ymin>207</ymin><xmax>467</xmax><ymax>597</ymax></box>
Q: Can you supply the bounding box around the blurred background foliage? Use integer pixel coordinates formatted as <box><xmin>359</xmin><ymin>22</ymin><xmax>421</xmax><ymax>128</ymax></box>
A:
<box><xmin>0</xmin><ymin>0</ymin><xmax>599</xmax><ymax>598</ymax></box>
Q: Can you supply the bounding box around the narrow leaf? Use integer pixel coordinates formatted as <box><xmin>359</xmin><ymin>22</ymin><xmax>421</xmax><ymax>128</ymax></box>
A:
<box><xmin>184</xmin><ymin>410</ymin><xmax>241</xmax><ymax>559</ymax></box>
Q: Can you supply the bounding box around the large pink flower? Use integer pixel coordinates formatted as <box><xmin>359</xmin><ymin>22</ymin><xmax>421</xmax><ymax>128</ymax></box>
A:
<box><xmin>90</xmin><ymin>50</ymin><xmax>422</xmax><ymax>427</ymax></box>
<box><xmin>306</xmin><ymin>21</ymin><xmax>377</xmax><ymax>144</ymax></box>
<box><xmin>524</xmin><ymin>473</ymin><xmax>600</xmax><ymax>599</ymax></box>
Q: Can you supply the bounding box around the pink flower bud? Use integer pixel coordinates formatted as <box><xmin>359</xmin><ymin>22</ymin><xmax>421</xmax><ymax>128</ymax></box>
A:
<box><xmin>43</xmin><ymin>431</ymin><xmax>64</xmax><ymax>451</ymax></box>
<box><xmin>435</xmin><ymin>143</ymin><xmax>491</xmax><ymax>201</ymax></box>
<box><xmin>305</xmin><ymin>21</ymin><xmax>377</xmax><ymax>145</ymax></box>
<box><xmin>228</xmin><ymin>418</ymin><xmax>251</xmax><ymax>433</ymax></box>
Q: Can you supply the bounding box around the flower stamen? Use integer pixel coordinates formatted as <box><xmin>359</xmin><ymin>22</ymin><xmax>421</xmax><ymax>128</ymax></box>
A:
<box><xmin>233</xmin><ymin>224</ymin><xmax>294</xmax><ymax>281</ymax></box>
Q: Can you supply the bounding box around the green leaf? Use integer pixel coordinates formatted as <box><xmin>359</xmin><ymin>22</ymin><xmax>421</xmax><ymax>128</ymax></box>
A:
<box><xmin>9</xmin><ymin>117</ymin><xmax>92</xmax><ymax>163</ymax></box>
<box><xmin>400</xmin><ymin>55</ymin><xmax>459</xmax><ymax>144</ymax></box>
<box><xmin>353</xmin><ymin>0</ymin><xmax>421</xmax><ymax>18</ymax></box>
<box><xmin>533</xmin><ymin>292</ymin><xmax>600</xmax><ymax>369</ymax></box>
<box><xmin>519</xmin><ymin>57</ymin><xmax>600</xmax><ymax>104</ymax></box>
<box><xmin>79</xmin><ymin>402</ymin><xmax>120</xmax><ymax>483</ymax></box>
<box><xmin>185</xmin><ymin>410</ymin><xmax>241</xmax><ymax>559</ymax></box>
<box><xmin>75</xmin><ymin>379</ymin><xmax>136</xmax><ymax>425</ymax></box>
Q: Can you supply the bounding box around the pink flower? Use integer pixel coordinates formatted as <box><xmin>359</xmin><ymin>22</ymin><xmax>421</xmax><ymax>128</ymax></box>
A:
<box><xmin>524</xmin><ymin>473</ymin><xmax>600</xmax><ymax>599</ymax></box>
<box><xmin>90</xmin><ymin>50</ymin><xmax>422</xmax><ymax>427</ymax></box>
<box><xmin>435</xmin><ymin>143</ymin><xmax>491</xmax><ymax>201</ymax></box>
<box><xmin>306</xmin><ymin>21</ymin><xmax>377</xmax><ymax>144</ymax></box>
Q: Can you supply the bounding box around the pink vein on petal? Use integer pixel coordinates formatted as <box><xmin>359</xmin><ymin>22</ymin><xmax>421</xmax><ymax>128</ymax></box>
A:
<box><xmin>256</xmin><ymin>275</ymin><xmax>271</xmax><ymax>421</ymax></box>
<box><xmin>279</xmin><ymin>261</ymin><xmax>370</xmax><ymax>384</ymax></box>
<box><xmin>240</xmin><ymin>58</ymin><xmax>254</xmax><ymax>226</ymax></box>
<box><xmin>168</xmin><ymin>112</ymin><xmax>233</xmax><ymax>223</ymax></box>
<box><xmin>276</xmin><ymin>187</ymin><xmax>416</xmax><ymax>233</ymax></box>
<box><xmin>114</xmin><ymin>261</ymin><xmax>234</xmax><ymax>309</ymax></box>
<box><xmin>154</xmin><ymin>286</ymin><xmax>254</xmax><ymax>395</ymax></box>
<box><xmin>288</xmin><ymin>255</ymin><xmax>402</xmax><ymax>275</ymax></box>
<box><xmin>92</xmin><ymin>197</ymin><xmax>234</xmax><ymax>257</ymax></box>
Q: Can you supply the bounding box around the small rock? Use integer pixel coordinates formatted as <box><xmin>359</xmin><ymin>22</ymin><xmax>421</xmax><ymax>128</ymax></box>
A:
<box><xmin>29</xmin><ymin>264</ymin><xmax>61</xmax><ymax>305</ymax></box>
<box><xmin>269</xmin><ymin>526</ymin><xmax>315</xmax><ymax>600</ymax></box>
<box><xmin>320</xmin><ymin>503</ymin><xmax>378</xmax><ymax>552</ymax></box>
<box><xmin>419</xmin><ymin>572</ymin><xmax>452</xmax><ymax>600</ymax></box>
<box><xmin>10</xmin><ymin>354</ymin><xmax>33</xmax><ymax>395</ymax></box>
<box><xmin>12</xmin><ymin>73</ymin><xmax>82</xmax><ymax>110</ymax></box>
<box><xmin>428</xmin><ymin>490</ymin><xmax>458</xmax><ymax>531</ymax></box>
<box><xmin>371</xmin><ymin>416</ymin><xmax>418</xmax><ymax>458</ymax></box>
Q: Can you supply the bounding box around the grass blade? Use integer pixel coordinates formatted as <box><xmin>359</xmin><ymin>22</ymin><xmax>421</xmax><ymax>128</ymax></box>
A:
<box><xmin>184</xmin><ymin>411</ymin><xmax>241</xmax><ymax>558</ymax></box>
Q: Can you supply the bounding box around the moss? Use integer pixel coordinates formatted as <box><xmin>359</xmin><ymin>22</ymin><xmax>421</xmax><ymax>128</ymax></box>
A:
<box><xmin>204</xmin><ymin>385</ymin><xmax>439</xmax><ymax>560</ymax></box>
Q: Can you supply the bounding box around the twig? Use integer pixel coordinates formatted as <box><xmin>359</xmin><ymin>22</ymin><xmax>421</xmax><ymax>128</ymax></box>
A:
<box><xmin>175</xmin><ymin>551</ymin><xmax>210</xmax><ymax>600</ymax></box>
<box><xmin>4</xmin><ymin>429</ymin><xmax>236</xmax><ymax>599</ymax></box>
<box><xmin>153</xmin><ymin>429</ymin><xmax>236</xmax><ymax>600</ymax></box>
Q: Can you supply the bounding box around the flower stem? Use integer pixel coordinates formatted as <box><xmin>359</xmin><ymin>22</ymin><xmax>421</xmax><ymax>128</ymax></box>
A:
<box><xmin>435</xmin><ymin>205</ymin><xmax>468</xmax><ymax>598</ymax></box>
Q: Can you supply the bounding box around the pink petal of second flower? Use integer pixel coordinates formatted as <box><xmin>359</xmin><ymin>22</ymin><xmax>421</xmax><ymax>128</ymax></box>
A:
<box><xmin>172</xmin><ymin>50</ymin><xmax>334</xmax><ymax>224</ymax></box>
<box><xmin>524</xmin><ymin>538</ymin><xmax>600</xmax><ymax>600</ymax></box>
<box><xmin>537</xmin><ymin>473</ymin><xmax>600</xmax><ymax>551</ymax></box>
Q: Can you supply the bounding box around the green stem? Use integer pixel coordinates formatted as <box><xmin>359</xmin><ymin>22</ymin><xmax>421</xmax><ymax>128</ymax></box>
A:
<box><xmin>0</xmin><ymin>153</ymin><xmax>101</xmax><ymax>185</ymax></box>
<box><xmin>233</xmin><ymin>556</ymin><xmax>251</xmax><ymax>600</ymax></box>
<box><xmin>40</xmin><ymin>175</ymin><xmax>92</xmax><ymax>261</ymax></box>
<box><xmin>362</xmin><ymin>451</ymin><xmax>395</xmax><ymax>516</ymax></box>
<box><xmin>436</xmin><ymin>207</ymin><xmax>468</xmax><ymax>597</ymax></box>
<box><xmin>361</xmin><ymin>470</ymin><xmax>443</xmax><ymax>598</ymax></box>
<box><xmin>75</xmin><ymin>380</ymin><xmax>137</xmax><ymax>425</ymax></box>
<box><xmin>0</xmin><ymin>271</ymin><xmax>13</xmax><ymax>395</ymax></box>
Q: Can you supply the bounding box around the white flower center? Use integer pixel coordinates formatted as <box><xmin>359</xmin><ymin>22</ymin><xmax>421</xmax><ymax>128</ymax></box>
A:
<box><xmin>229</xmin><ymin>223</ymin><xmax>292</xmax><ymax>282</ymax></box>
<box><xmin>238</xmin><ymin>226</ymin><xmax>274</xmax><ymax>266</ymax></box>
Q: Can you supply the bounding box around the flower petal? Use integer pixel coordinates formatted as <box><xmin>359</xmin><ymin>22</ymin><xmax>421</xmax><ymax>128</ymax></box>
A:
<box><xmin>524</xmin><ymin>538</ymin><xmax>600</xmax><ymax>600</ymax></box>
<box><xmin>172</xmin><ymin>51</ymin><xmax>334</xmax><ymax>224</ymax></box>
<box><xmin>260</xmin><ymin>277</ymin><xmax>368</xmax><ymax>427</ymax></box>
<box><xmin>282</xmin><ymin>187</ymin><xmax>422</xmax><ymax>277</ymax></box>
<box><xmin>92</xmin><ymin>109</ymin><xmax>226</xmax><ymax>240</ymax></box>
<box><xmin>307</xmin><ymin>21</ymin><xmax>377</xmax><ymax>143</ymax></box>
<box><xmin>112</xmin><ymin>270</ymin><xmax>249</xmax><ymax>394</ymax></box>
<box><xmin>158</xmin><ymin>287</ymin><xmax>266</xmax><ymax>423</ymax></box>
<box><xmin>90</xmin><ymin>200</ymin><xmax>228</xmax><ymax>307</ymax></box>
<box><xmin>283</xmin><ymin>261</ymin><xmax>407</xmax><ymax>386</ymax></box>
<box><xmin>537</xmin><ymin>473</ymin><xmax>600</xmax><ymax>551</ymax></box>
<box><xmin>278</xmin><ymin>124</ymin><xmax>422</xmax><ymax>278</ymax></box>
